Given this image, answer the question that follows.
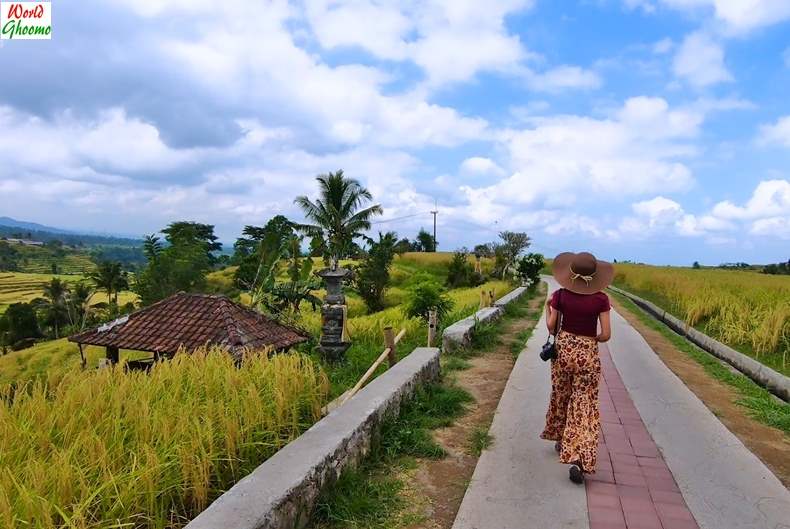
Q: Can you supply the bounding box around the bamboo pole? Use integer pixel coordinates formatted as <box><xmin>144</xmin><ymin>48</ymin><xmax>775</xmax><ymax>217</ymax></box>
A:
<box><xmin>342</xmin><ymin>328</ymin><xmax>406</xmax><ymax>404</ymax></box>
<box><xmin>427</xmin><ymin>309</ymin><xmax>437</xmax><ymax>347</ymax></box>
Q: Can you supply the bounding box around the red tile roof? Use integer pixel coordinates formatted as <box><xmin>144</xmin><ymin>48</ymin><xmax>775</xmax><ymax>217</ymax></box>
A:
<box><xmin>69</xmin><ymin>293</ymin><xmax>308</xmax><ymax>357</ymax></box>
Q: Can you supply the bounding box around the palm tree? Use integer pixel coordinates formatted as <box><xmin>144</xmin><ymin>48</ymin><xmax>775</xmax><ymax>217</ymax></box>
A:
<box><xmin>88</xmin><ymin>261</ymin><xmax>126</xmax><ymax>304</ymax></box>
<box><xmin>40</xmin><ymin>278</ymin><xmax>70</xmax><ymax>338</ymax></box>
<box><xmin>294</xmin><ymin>170</ymin><xmax>383</xmax><ymax>262</ymax></box>
<box><xmin>66</xmin><ymin>281</ymin><xmax>94</xmax><ymax>330</ymax></box>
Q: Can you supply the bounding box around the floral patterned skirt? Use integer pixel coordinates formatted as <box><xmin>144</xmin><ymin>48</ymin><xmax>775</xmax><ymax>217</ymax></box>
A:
<box><xmin>540</xmin><ymin>330</ymin><xmax>601</xmax><ymax>473</ymax></box>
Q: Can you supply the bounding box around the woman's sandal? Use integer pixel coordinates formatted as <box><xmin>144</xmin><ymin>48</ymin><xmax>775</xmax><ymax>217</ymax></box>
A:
<box><xmin>568</xmin><ymin>463</ymin><xmax>584</xmax><ymax>484</ymax></box>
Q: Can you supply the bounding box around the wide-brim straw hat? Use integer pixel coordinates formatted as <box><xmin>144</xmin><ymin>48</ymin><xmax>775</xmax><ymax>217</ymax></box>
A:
<box><xmin>552</xmin><ymin>251</ymin><xmax>614</xmax><ymax>295</ymax></box>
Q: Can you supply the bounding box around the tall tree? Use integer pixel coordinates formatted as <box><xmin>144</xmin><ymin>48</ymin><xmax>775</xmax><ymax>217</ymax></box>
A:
<box><xmin>88</xmin><ymin>261</ymin><xmax>127</xmax><ymax>304</ymax></box>
<box><xmin>415</xmin><ymin>228</ymin><xmax>436</xmax><ymax>252</ymax></box>
<box><xmin>233</xmin><ymin>216</ymin><xmax>297</xmax><ymax>289</ymax></box>
<box><xmin>0</xmin><ymin>302</ymin><xmax>40</xmax><ymax>348</ymax></box>
<box><xmin>162</xmin><ymin>221</ymin><xmax>222</xmax><ymax>264</ymax></box>
<box><xmin>143</xmin><ymin>234</ymin><xmax>163</xmax><ymax>261</ymax></box>
<box><xmin>294</xmin><ymin>170</ymin><xmax>383</xmax><ymax>261</ymax></box>
<box><xmin>135</xmin><ymin>223</ymin><xmax>218</xmax><ymax>305</ymax></box>
<box><xmin>66</xmin><ymin>281</ymin><xmax>94</xmax><ymax>330</ymax></box>
<box><xmin>0</xmin><ymin>241</ymin><xmax>19</xmax><ymax>271</ymax></box>
<box><xmin>38</xmin><ymin>278</ymin><xmax>70</xmax><ymax>338</ymax></box>
<box><xmin>498</xmin><ymin>231</ymin><xmax>531</xmax><ymax>278</ymax></box>
<box><xmin>354</xmin><ymin>232</ymin><xmax>398</xmax><ymax>313</ymax></box>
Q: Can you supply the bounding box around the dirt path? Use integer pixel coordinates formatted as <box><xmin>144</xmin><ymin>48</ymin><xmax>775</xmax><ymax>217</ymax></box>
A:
<box><xmin>610</xmin><ymin>296</ymin><xmax>790</xmax><ymax>487</ymax></box>
<box><xmin>403</xmin><ymin>287</ymin><xmax>546</xmax><ymax>529</ymax></box>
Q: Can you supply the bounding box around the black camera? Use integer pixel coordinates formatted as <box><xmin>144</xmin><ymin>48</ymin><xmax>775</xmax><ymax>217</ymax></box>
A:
<box><xmin>540</xmin><ymin>337</ymin><xmax>557</xmax><ymax>362</ymax></box>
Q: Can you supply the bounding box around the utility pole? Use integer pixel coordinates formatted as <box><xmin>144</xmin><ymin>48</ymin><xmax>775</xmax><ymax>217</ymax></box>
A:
<box><xmin>430</xmin><ymin>208</ymin><xmax>438</xmax><ymax>252</ymax></box>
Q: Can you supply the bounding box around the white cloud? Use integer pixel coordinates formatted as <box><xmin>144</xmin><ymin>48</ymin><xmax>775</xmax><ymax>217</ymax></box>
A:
<box><xmin>635</xmin><ymin>1</ymin><xmax>790</xmax><ymax>34</ymax></box>
<box><xmin>304</xmin><ymin>0</ymin><xmax>535</xmax><ymax>87</ymax></box>
<box><xmin>673</xmin><ymin>32</ymin><xmax>732</xmax><ymax>88</ymax></box>
<box><xmin>626</xmin><ymin>195</ymin><xmax>733</xmax><ymax>237</ymax></box>
<box><xmin>750</xmin><ymin>217</ymin><xmax>790</xmax><ymax>239</ymax></box>
<box><xmin>458</xmin><ymin>97</ymin><xmax>699</xmax><ymax>223</ymax></box>
<box><xmin>653</xmin><ymin>38</ymin><xmax>674</xmax><ymax>54</ymax></box>
<box><xmin>758</xmin><ymin>116</ymin><xmax>790</xmax><ymax>148</ymax></box>
<box><xmin>712</xmin><ymin>179</ymin><xmax>790</xmax><ymax>219</ymax></box>
<box><xmin>522</xmin><ymin>65</ymin><xmax>602</xmax><ymax>92</ymax></box>
<box><xmin>163</xmin><ymin>5</ymin><xmax>489</xmax><ymax>150</ymax></box>
<box><xmin>632</xmin><ymin>196</ymin><xmax>684</xmax><ymax>225</ymax></box>
<box><xmin>460</xmin><ymin>157</ymin><xmax>505</xmax><ymax>176</ymax></box>
<box><xmin>675</xmin><ymin>213</ymin><xmax>733</xmax><ymax>236</ymax></box>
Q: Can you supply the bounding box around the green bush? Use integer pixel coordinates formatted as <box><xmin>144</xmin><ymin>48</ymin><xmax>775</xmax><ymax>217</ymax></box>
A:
<box><xmin>446</xmin><ymin>250</ymin><xmax>486</xmax><ymax>288</ymax></box>
<box><xmin>515</xmin><ymin>253</ymin><xmax>545</xmax><ymax>286</ymax></box>
<box><xmin>404</xmin><ymin>280</ymin><xmax>454</xmax><ymax>323</ymax></box>
<box><xmin>354</xmin><ymin>232</ymin><xmax>398</xmax><ymax>313</ymax></box>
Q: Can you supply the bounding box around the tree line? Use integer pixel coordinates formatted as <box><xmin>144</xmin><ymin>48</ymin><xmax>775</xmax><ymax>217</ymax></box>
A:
<box><xmin>2</xmin><ymin>170</ymin><xmax>543</xmax><ymax>351</ymax></box>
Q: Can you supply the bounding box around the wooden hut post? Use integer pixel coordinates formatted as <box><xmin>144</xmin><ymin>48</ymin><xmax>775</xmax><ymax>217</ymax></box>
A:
<box><xmin>384</xmin><ymin>327</ymin><xmax>397</xmax><ymax>368</ymax></box>
<box><xmin>78</xmin><ymin>343</ymin><xmax>86</xmax><ymax>369</ymax></box>
<box><xmin>427</xmin><ymin>309</ymin><xmax>437</xmax><ymax>347</ymax></box>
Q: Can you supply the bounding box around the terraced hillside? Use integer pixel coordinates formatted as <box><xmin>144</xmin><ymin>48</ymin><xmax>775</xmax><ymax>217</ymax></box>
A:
<box><xmin>10</xmin><ymin>244</ymin><xmax>96</xmax><ymax>274</ymax></box>
<box><xmin>0</xmin><ymin>272</ymin><xmax>138</xmax><ymax>314</ymax></box>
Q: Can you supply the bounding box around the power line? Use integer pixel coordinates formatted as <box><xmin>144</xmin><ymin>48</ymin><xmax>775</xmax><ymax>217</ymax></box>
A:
<box><xmin>369</xmin><ymin>211</ymin><xmax>432</xmax><ymax>225</ymax></box>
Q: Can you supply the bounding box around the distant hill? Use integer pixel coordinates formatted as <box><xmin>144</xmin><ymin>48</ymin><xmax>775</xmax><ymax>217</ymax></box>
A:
<box><xmin>0</xmin><ymin>217</ymin><xmax>142</xmax><ymax>247</ymax></box>
<box><xmin>0</xmin><ymin>216</ymin><xmax>72</xmax><ymax>234</ymax></box>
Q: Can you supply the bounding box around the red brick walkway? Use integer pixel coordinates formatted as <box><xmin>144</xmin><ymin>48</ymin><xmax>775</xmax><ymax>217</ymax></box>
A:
<box><xmin>585</xmin><ymin>344</ymin><xmax>700</xmax><ymax>529</ymax></box>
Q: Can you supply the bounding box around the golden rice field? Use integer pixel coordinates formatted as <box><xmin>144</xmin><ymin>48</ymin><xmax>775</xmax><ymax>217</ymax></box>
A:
<box><xmin>0</xmin><ymin>347</ymin><xmax>328</xmax><ymax>529</ymax></box>
<box><xmin>0</xmin><ymin>272</ymin><xmax>138</xmax><ymax>314</ymax></box>
<box><xmin>0</xmin><ymin>252</ymin><xmax>524</xmax><ymax>527</ymax></box>
<box><xmin>613</xmin><ymin>264</ymin><xmax>790</xmax><ymax>375</ymax></box>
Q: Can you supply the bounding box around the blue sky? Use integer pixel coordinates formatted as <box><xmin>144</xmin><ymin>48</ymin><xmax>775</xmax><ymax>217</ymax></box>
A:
<box><xmin>1</xmin><ymin>0</ymin><xmax>789</xmax><ymax>265</ymax></box>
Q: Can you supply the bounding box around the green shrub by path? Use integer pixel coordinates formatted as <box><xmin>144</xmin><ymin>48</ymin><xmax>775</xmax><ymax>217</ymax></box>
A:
<box><xmin>0</xmin><ymin>347</ymin><xmax>328</xmax><ymax>528</ymax></box>
<box><xmin>612</xmin><ymin>291</ymin><xmax>790</xmax><ymax>434</ymax></box>
<box><xmin>468</xmin><ymin>426</ymin><xmax>494</xmax><ymax>456</ymax></box>
<box><xmin>613</xmin><ymin>264</ymin><xmax>790</xmax><ymax>375</ymax></box>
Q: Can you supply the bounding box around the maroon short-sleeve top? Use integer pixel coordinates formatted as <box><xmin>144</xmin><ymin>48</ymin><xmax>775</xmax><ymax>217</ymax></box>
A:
<box><xmin>550</xmin><ymin>288</ymin><xmax>610</xmax><ymax>338</ymax></box>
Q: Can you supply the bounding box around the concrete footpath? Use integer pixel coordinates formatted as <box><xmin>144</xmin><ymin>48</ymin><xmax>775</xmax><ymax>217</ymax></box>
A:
<box><xmin>452</xmin><ymin>278</ymin><xmax>790</xmax><ymax>529</ymax></box>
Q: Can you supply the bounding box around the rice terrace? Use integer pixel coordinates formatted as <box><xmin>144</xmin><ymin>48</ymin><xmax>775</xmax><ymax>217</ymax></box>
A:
<box><xmin>1</xmin><ymin>2</ymin><xmax>790</xmax><ymax>529</ymax></box>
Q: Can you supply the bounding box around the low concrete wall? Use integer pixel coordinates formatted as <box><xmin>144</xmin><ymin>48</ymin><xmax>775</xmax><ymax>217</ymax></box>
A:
<box><xmin>442</xmin><ymin>286</ymin><xmax>529</xmax><ymax>353</ymax></box>
<box><xmin>609</xmin><ymin>285</ymin><xmax>790</xmax><ymax>403</ymax></box>
<box><xmin>186</xmin><ymin>347</ymin><xmax>441</xmax><ymax>529</ymax></box>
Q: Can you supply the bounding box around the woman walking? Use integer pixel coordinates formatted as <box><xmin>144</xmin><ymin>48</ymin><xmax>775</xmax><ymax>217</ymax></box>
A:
<box><xmin>541</xmin><ymin>251</ymin><xmax>613</xmax><ymax>484</ymax></box>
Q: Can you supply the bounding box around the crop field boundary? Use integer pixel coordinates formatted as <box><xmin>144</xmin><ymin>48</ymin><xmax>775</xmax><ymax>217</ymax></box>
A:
<box><xmin>609</xmin><ymin>284</ymin><xmax>790</xmax><ymax>402</ymax></box>
<box><xmin>185</xmin><ymin>347</ymin><xmax>441</xmax><ymax>529</ymax></box>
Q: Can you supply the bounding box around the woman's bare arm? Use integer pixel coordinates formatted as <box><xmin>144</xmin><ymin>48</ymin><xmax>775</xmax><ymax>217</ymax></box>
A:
<box><xmin>597</xmin><ymin>311</ymin><xmax>611</xmax><ymax>342</ymax></box>
<box><xmin>546</xmin><ymin>298</ymin><xmax>559</xmax><ymax>332</ymax></box>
